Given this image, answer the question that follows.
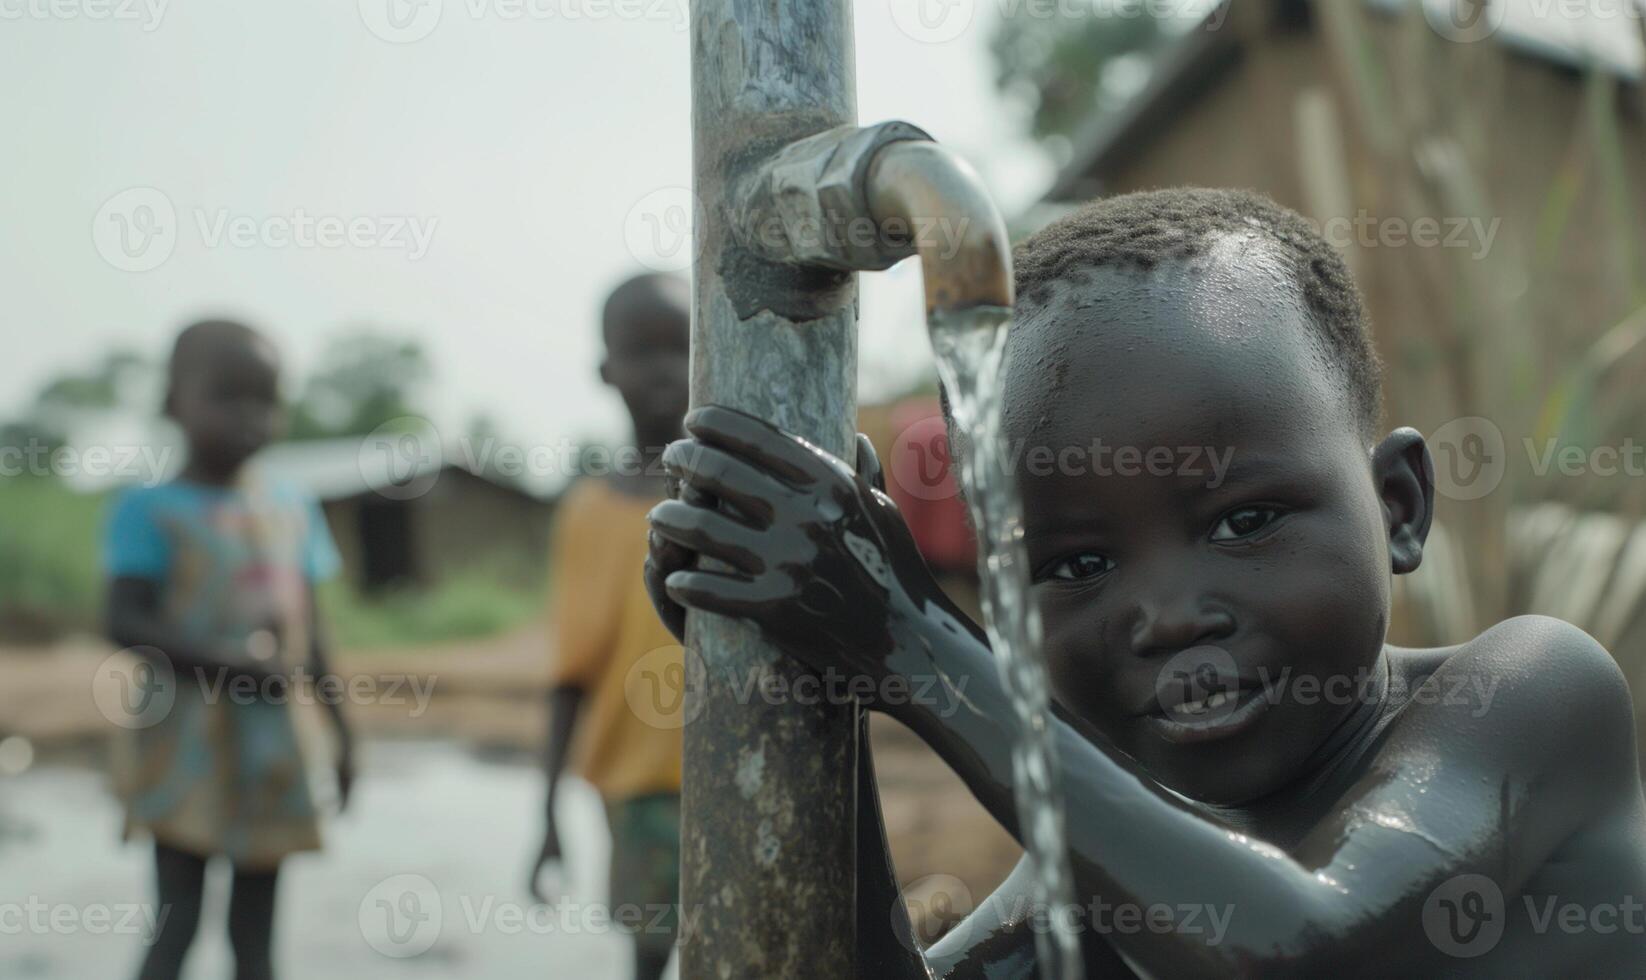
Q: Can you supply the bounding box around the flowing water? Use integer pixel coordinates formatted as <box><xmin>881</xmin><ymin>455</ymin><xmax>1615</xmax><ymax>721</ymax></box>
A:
<box><xmin>930</xmin><ymin>307</ymin><xmax>1083</xmax><ymax>980</ymax></box>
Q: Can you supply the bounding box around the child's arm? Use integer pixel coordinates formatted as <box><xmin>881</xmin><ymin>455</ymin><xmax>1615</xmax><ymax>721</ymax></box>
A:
<box><xmin>648</xmin><ymin>406</ymin><xmax>1642</xmax><ymax>977</ymax></box>
<box><xmin>853</xmin><ymin>704</ymin><xmax>945</xmax><ymax>980</ymax></box>
<box><xmin>305</xmin><ymin>582</ymin><xmax>355</xmax><ymax>810</ymax></box>
<box><xmin>909</xmin><ymin>616</ymin><xmax>1639</xmax><ymax>977</ymax></box>
<box><xmin>104</xmin><ymin>576</ymin><xmax>290</xmax><ymax>685</ymax></box>
<box><xmin>531</xmin><ymin>684</ymin><xmax>582</xmax><ymax>901</ymax></box>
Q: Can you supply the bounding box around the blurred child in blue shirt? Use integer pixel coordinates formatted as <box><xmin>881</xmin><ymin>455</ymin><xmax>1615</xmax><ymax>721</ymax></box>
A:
<box><xmin>103</xmin><ymin>319</ymin><xmax>353</xmax><ymax>980</ymax></box>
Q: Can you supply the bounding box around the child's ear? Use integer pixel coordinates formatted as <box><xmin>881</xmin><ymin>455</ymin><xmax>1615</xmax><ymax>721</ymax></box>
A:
<box><xmin>1371</xmin><ymin>427</ymin><xmax>1433</xmax><ymax>575</ymax></box>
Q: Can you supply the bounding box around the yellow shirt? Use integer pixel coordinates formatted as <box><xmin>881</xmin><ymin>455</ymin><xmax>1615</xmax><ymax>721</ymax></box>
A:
<box><xmin>547</xmin><ymin>479</ymin><xmax>683</xmax><ymax>803</ymax></box>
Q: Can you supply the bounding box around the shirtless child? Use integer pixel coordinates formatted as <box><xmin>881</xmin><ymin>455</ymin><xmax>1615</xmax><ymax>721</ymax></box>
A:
<box><xmin>644</xmin><ymin>189</ymin><xmax>1646</xmax><ymax>976</ymax></box>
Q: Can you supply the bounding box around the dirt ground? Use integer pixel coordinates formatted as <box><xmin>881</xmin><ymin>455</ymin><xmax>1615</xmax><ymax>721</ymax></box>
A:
<box><xmin>0</xmin><ymin>627</ymin><xmax>1021</xmax><ymax>923</ymax></box>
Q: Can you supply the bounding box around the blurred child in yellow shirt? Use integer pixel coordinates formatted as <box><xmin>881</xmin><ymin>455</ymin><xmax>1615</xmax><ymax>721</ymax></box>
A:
<box><xmin>531</xmin><ymin>273</ymin><xmax>689</xmax><ymax>980</ymax></box>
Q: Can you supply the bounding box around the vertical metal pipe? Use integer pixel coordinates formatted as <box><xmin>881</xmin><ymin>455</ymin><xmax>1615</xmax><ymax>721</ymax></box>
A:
<box><xmin>684</xmin><ymin>2</ymin><xmax>859</xmax><ymax>976</ymax></box>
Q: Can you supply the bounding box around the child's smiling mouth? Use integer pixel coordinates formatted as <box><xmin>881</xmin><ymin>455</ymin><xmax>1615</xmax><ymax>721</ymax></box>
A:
<box><xmin>1136</xmin><ymin>652</ymin><xmax>1274</xmax><ymax>745</ymax></box>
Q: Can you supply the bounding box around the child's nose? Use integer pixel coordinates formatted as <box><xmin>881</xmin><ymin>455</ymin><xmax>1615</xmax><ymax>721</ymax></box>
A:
<box><xmin>1127</xmin><ymin>592</ymin><xmax>1235</xmax><ymax>659</ymax></box>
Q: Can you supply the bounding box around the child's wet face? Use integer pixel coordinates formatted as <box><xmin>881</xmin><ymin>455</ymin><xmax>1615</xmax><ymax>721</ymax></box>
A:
<box><xmin>1004</xmin><ymin>238</ymin><xmax>1393</xmax><ymax>805</ymax></box>
<box><xmin>604</xmin><ymin>292</ymin><xmax>690</xmax><ymax>440</ymax></box>
<box><xmin>169</xmin><ymin>334</ymin><xmax>282</xmax><ymax>474</ymax></box>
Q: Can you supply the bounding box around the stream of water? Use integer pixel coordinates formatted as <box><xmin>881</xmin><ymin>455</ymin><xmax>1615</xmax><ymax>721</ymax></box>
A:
<box><xmin>930</xmin><ymin>307</ymin><xmax>1084</xmax><ymax>980</ymax></box>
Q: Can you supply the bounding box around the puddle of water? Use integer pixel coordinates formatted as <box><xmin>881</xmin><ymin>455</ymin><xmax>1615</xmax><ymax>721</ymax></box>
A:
<box><xmin>932</xmin><ymin>307</ymin><xmax>1083</xmax><ymax>980</ymax></box>
<box><xmin>0</xmin><ymin>739</ymin><xmax>644</xmax><ymax>979</ymax></box>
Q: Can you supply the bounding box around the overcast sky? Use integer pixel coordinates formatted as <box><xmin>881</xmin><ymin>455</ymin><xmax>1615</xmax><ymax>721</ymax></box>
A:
<box><xmin>0</xmin><ymin>0</ymin><xmax>1055</xmax><ymax>456</ymax></box>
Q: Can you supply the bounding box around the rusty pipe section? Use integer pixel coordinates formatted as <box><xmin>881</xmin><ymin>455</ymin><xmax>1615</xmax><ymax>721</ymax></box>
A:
<box><xmin>734</xmin><ymin>121</ymin><xmax>1014</xmax><ymax>312</ymax></box>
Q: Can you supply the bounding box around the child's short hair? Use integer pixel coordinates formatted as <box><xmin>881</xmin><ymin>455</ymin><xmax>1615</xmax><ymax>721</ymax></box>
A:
<box><xmin>601</xmin><ymin>272</ymin><xmax>688</xmax><ymax>346</ymax></box>
<box><xmin>1013</xmin><ymin>188</ymin><xmax>1383</xmax><ymax>434</ymax></box>
<box><xmin>166</xmin><ymin>318</ymin><xmax>264</xmax><ymax>396</ymax></box>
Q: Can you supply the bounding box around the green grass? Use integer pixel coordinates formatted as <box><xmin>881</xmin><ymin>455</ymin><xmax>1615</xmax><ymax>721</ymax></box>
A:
<box><xmin>319</xmin><ymin>564</ymin><xmax>543</xmax><ymax>651</ymax></box>
<box><xmin>0</xmin><ymin>478</ymin><xmax>105</xmax><ymax>640</ymax></box>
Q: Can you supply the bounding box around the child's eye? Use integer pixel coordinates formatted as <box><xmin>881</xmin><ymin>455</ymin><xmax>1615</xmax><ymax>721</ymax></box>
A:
<box><xmin>1211</xmin><ymin>506</ymin><xmax>1281</xmax><ymax>542</ymax></box>
<box><xmin>1044</xmin><ymin>552</ymin><xmax>1114</xmax><ymax>582</ymax></box>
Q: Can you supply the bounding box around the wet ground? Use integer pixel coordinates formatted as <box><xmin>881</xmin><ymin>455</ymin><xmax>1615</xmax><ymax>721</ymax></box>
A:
<box><xmin>0</xmin><ymin>636</ymin><xmax>1019</xmax><ymax>978</ymax></box>
<box><xmin>0</xmin><ymin>739</ymin><xmax>653</xmax><ymax>980</ymax></box>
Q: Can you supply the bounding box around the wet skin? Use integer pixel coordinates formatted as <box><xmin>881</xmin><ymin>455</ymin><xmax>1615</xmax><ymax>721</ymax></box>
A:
<box><xmin>645</xmin><ymin>237</ymin><xmax>1646</xmax><ymax>976</ymax></box>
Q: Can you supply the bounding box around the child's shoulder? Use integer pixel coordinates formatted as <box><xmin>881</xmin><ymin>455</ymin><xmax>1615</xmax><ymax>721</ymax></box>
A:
<box><xmin>1390</xmin><ymin>615</ymin><xmax>1637</xmax><ymax>791</ymax></box>
<box><xmin>1420</xmin><ymin>614</ymin><xmax>1629</xmax><ymax>705</ymax></box>
<box><xmin>1392</xmin><ymin>612</ymin><xmax>1621</xmax><ymax>686</ymax></box>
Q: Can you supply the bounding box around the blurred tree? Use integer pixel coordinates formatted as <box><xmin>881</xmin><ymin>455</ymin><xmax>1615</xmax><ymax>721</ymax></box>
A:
<box><xmin>35</xmin><ymin>350</ymin><xmax>152</xmax><ymax>412</ymax></box>
<box><xmin>1</xmin><ymin>350</ymin><xmax>157</xmax><ymax>459</ymax></box>
<box><xmin>990</xmin><ymin>3</ymin><xmax>1175</xmax><ymax>144</ymax></box>
<box><xmin>286</xmin><ymin>333</ymin><xmax>432</xmax><ymax>440</ymax></box>
<box><xmin>0</xmin><ymin>419</ymin><xmax>64</xmax><ymax>459</ymax></box>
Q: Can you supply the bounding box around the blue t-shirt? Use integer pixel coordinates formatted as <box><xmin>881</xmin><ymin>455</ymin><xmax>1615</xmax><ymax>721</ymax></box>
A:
<box><xmin>103</xmin><ymin>476</ymin><xmax>341</xmax><ymax>865</ymax></box>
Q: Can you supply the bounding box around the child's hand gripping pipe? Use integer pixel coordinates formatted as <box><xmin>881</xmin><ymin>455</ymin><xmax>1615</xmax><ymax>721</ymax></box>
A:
<box><xmin>646</xmin><ymin>405</ymin><xmax>986</xmax><ymax>705</ymax></box>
